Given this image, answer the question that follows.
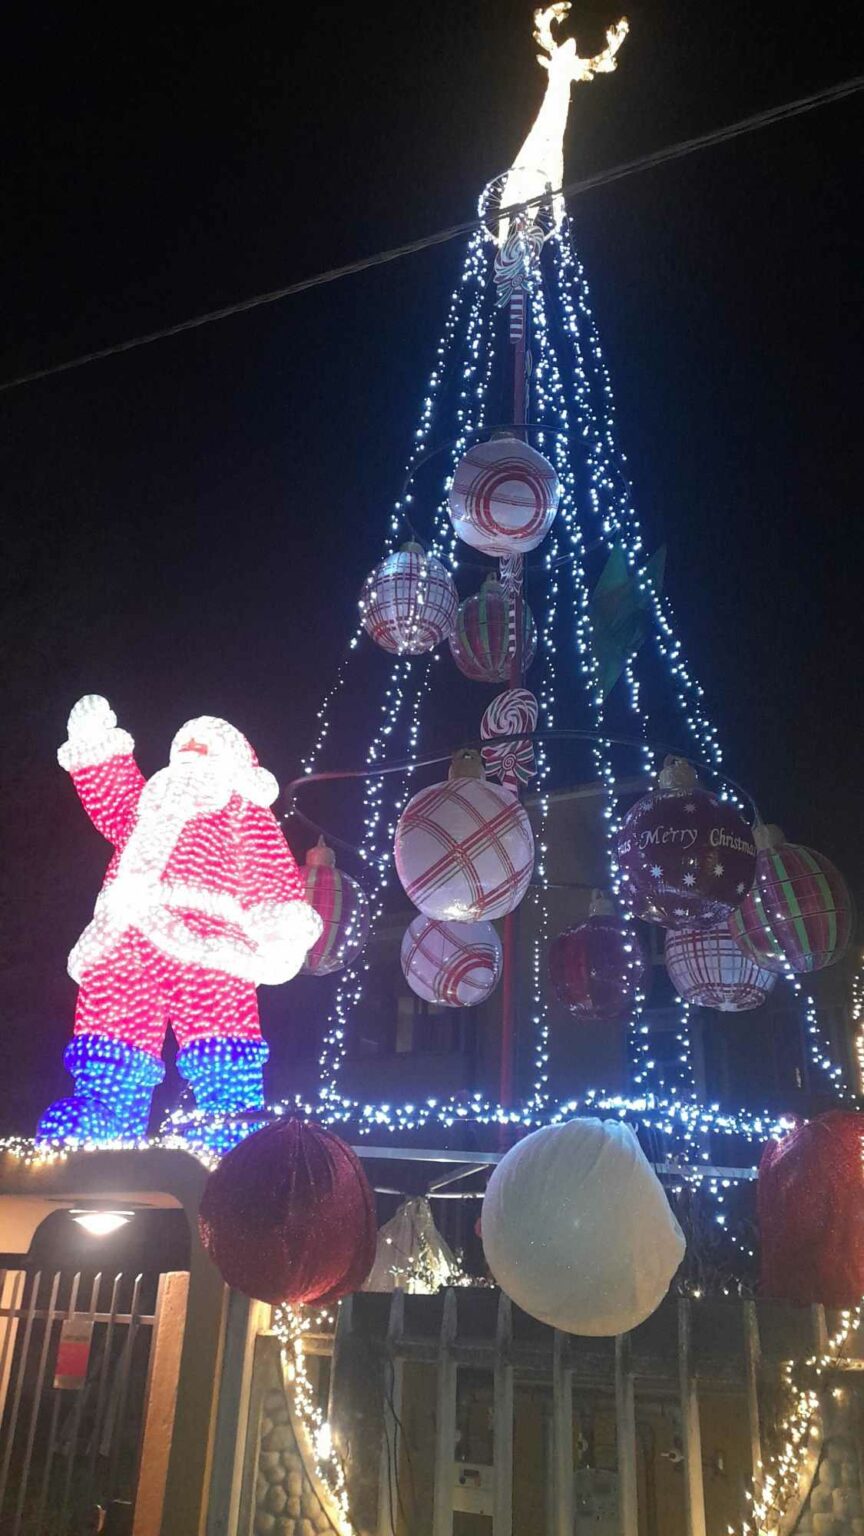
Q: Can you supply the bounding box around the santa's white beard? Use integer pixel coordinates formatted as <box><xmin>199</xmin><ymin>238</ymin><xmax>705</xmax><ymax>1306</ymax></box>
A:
<box><xmin>112</xmin><ymin>757</ymin><xmax>237</xmax><ymax>894</ymax></box>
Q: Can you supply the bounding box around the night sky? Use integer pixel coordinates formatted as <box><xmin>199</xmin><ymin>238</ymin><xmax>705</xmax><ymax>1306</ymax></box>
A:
<box><xmin>1</xmin><ymin>1</ymin><xmax>861</xmax><ymax>1133</ymax></box>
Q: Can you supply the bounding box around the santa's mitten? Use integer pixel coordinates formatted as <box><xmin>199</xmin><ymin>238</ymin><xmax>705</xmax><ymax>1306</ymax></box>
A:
<box><xmin>58</xmin><ymin>694</ymin><xmax>134</xmax><ymax>772</ymax></box>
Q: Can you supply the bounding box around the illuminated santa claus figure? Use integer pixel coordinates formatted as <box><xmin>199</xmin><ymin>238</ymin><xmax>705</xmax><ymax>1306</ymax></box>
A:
<box><xmin>37</xmin><ymin>695</ymin><xmax>322</xmax><ymax>1144</ymax></box>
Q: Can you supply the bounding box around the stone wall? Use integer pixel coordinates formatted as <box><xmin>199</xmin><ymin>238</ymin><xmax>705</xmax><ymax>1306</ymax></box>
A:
<box><xmin>253</xmin><ymin>1386</ymin><xmax>343</xmax><ymax>1536</ymax></box>
<box><xmin>793</xmin><ymin>1393</ymin><xmax>864</xmax><ymax>1536</ymax></box>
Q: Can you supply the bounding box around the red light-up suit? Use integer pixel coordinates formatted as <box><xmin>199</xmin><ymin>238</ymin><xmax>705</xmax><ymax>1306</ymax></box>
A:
<box><xmin>37</xmin><ymin>696</ymin><xmax>322</xmax><ymax>1143</ymax></box>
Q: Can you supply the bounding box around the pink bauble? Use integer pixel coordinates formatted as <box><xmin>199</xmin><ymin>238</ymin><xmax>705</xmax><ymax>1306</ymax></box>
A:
<box><xmin>449</xmin><ymin>436</ymin><xmax>560</xmax><ymax>556</ymax></box>
<box><xmin>449</xmin><ymin>577</ymin><xmax>537</xmax><ymax>683</ymax></box>
<box><xmin>301</xmin><ymin>841</ymin><xmax>370</xmax><ymax>977</ymax></box>
<box><xmin>617</xmin><ymin>762</ymin><xmax>756</xmax><ymax>929</ymax></box>
<box><xmin>394</xmin><ymin>777</ymin><xmax>534</xmax><ymax>921</ymax></box>
<box><xmin>360</xmin><ymin>542</ymin><xmax>457</xmax><ymax>655</ymax></box>
<box><xmin>401</xmin><ymin>915</ymin><xmax>502</xmax><ymax>1007</ymax></box>
<box><xmin>728</xmin><ymin>828</ymin><xmax>852</xmax><ymax>973</ymax></box>
<box><xmin>549</xmin><ymin>914</ymin><xmax>647</xmax><ymax>1024</ymax></box>
<box><xmin>665</xmin><ymin>926</ymin><xmax>776</xmax><ymax>1011</ymax></box>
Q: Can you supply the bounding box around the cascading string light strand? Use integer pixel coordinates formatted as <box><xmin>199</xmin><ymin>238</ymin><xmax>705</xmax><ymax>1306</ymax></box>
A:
<box><xmin>317</xmin><ymin>248</ymin><xmax>495</xmax><ymax>1102</ymax></box>
<box><xmin>852</xmin><ymin>951</ymin><xmax>864</xmax><ymax>1093</ymax></box>
<box><xmin>785</xmin><ymin>964</ymin><xmax>850</xmax><ymax>1100</ymax></box>
<box><xmin>537</xmin><ymin>247</ymin><xmax>655</xmax><ymax>1094</ymax></box>
<box><xmin>272</xmin><ymin>1304</ymin><xmax>356</xmax><ymax>1536</ymax></box>
<box><xmin>530</xmin><ymin>268</ymin><xmax>653</xmax><ymax>1099</ymax></box>
<box><xmin>549</xmin><ymin>226</ymin><xmax>845</xmax><ymax>1105</ymax></box>
<box><xmin>737</xmin><ymin>1302</ymin><xmax>864</xmax><ymax>1536</ymax></box>
<box><xmin>551</xmin><ymin>223</ymin><xmax>725</xmax><ymax>783</ymax></box>
<box><xmin>302</xmin><ymin>235</ymin><xmax>481</xmax><ymax>781</ymax></box>
<box><xmin>547</xmin><ymin>230</ymin><xmax>656</xmax><ymax>789</ymax></box>
<box><xmin>317</xmin><ymin>656</ymin><xmax>429</xmax><ymax>1096</ymax></box>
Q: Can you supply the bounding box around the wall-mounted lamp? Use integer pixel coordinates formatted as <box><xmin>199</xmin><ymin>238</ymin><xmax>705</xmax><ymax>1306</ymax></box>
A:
<box><xmin>69</xmin><ymin>1209</ymin><xmax>134</xmax><ymax>1237</ymax></box>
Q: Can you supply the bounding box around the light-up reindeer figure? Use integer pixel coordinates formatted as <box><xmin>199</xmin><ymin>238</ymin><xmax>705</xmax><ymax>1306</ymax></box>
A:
<box><xmin>498</xmin><ymin>3</ymin><xmax>629</xmax><ymax>241</ymax></box>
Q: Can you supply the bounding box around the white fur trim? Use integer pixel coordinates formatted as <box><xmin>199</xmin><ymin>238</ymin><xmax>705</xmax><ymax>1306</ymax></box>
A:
<box><xmin>58</xmin><ymin>727</ymin><xmax>135</xmax><ymax>772</ymax></box>
<box><xmin>68</xmin><ymin>882</ymin><xmax>323</xmax><ymax>988</ymax></box>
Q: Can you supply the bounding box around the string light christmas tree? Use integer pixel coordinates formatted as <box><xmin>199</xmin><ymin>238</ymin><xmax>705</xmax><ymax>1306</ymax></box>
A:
<box><xmin>275</xmin><ymin>0</ymin><xmax>853</xmax><ymax>1185</ymax></box>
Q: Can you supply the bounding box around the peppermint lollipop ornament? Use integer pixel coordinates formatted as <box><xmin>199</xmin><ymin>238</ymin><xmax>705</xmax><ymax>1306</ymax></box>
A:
<box><xmin>480</xmin><ymin>687</ymin><xmax>538</xmax><ymax>790</ymax></box>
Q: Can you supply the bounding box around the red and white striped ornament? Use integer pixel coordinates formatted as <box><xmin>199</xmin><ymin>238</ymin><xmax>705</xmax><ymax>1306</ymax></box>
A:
<box><xmin>400</xmin><ymin>914</ymin><xmax>502</xmax><ymax>1007</ymax></box>
<box><xmin>301</xmin><ymin>839</ymin><xmax>370</xmax><ymax>977</ymax></box>
<box><xmin>394</xmin><ymin>776</ymin><xmax>534</xmax><ymax>922</ymax></box>
<box><xmin>360</xmin><ymin>542</ymin><xmax>458</xmax><ymax>655</ymax></box>
<box><xmin>448</xmin><ymin>436</ymin><xmax>560</xmax><ymax>556</ymax></box>
<box><xmin>665</xmin><ymin>925</ymin><xmax>776</xmax><ymax>1012</ymax></box>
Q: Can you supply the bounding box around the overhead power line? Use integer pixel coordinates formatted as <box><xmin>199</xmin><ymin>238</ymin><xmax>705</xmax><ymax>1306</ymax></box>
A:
<box><xmin>1</xmin><ymin>72</ymin><xmax>861</xmax><ymax>397</ymax></box>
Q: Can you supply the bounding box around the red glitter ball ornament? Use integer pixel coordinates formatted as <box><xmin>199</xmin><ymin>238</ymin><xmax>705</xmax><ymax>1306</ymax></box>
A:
<box><xmin>199</xmin><ymin>1117</ymin><xmax>377</xmax><ymax>1304</ymax></box>
<box><xmin>758</xmin><ymin>1111</ymin><xmax>864</xmax><ymax>1308</ymax></box>
<box><xmin>548</xmin><ymin>894</ymin><xmax>647</xmax><ymax>1024</ymax></box>
<box><xmin>616</xmin><ymin>757</ymin><xmax>756</xmax><ymax>929</ymax></box>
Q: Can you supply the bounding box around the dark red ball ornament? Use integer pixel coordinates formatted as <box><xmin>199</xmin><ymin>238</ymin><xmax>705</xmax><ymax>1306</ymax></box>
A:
<box><xmin>199</xmin><ymin>1117</ymin><xmax>377</xmax><ymax>1304</ymax></box>
<box><xmin>616</xmin><ymin>757</ymin><xmax>756</xmax><ymax>929</ymax></box>
<box><xmin>758</xmin><ymin>1111</ymin><xmax>864</xmax><ymax>1308</ymax></box>
<box><xmin>548</xmin><ymin>893</ymin><xmax>647</xmax><ymax>1023</ymax></box>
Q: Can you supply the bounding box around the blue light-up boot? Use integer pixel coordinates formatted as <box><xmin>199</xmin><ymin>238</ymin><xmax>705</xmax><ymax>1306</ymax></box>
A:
<box><xmin>36</xmin><ymin>1033</ymin><xmax>166</xmax><ymax>1143</ymax></box>
<box><xmin>172</xmin><ymin>1036</ymin><xmax>270</xmax><ymax>1153</ymax></box>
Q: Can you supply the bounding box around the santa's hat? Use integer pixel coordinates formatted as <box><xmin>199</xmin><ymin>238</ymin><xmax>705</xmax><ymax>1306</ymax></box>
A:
<box><xmin>169</xmin><ymin>716</ymin><xmax>279</xmax><ymax>808</ymax></box>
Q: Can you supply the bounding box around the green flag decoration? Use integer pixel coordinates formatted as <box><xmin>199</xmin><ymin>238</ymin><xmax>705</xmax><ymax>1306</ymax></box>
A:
<box><xmin>589</xmin><ymin>545</ymin><xmax>666</xmax><ymax>698</ymax></box>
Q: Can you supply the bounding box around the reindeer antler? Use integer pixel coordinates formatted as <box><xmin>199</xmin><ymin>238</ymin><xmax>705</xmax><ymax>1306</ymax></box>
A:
<box><xmin>533</xmin><ymin>3</ymin><xmax>571</xmax><ymax>67</ymax></box>
<box><xmin>533</xmin><ymin>4</ymin><xmax>629</xmax><ymax>78</ymax></box>
<box><xmin>586</xmin><ymin>17</ymin><xmax>630</xmax><ymax>74</ymax></box>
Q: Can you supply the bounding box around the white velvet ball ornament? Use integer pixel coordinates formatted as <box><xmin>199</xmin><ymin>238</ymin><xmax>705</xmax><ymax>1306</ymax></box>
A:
<box><xmin>481</xmin><ymin>1118</ymin><xmax>685</xmax><ymax>1336</ymax></box>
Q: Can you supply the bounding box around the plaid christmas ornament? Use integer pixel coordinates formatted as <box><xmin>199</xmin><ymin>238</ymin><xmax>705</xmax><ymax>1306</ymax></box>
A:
<box><xmin>449</xmin><ymin>575</ymin><xmax>537</xmax><ymax>683</ymax></box>
<box><xmin>394</xmin><ymin>777</ymin><xmax>534</xmax><ymax>922</ymax></box>
<box><xmin>729</xmin><ymin>827</ymin><xmax>852</xmax><ymax>973</ymax></box>
<box><xmin>665</xmin><ymin>924</ymin><xmax>776</xmax><ymax>1012</ymax></box>
<box><xmin>360</xmin><ymin>543</ymin><xmax>458</xmax><ymax>655</ymax></box>
<box><xmin>400</xmin><ymin>914</ymin><xmax>502</xmax><ymax>1007</ymax></box>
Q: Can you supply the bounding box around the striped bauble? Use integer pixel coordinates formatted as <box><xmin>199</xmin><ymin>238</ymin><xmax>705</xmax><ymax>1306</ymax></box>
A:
<box><xmin>394</xmin><ymin>776</ymin><xmax>534</xmax><ymax>922</ymax></box>
<box><xmin>449</xmin><ymin>435</ymin><xmax>560</xmax><ymax>556</ymax></box>
<box><xmin>301</xmin><ymin>840</ymin><xmax>370</xmax><ymax>977</ymax></box>
<box><xmin>728</xmin><ymin>825</ymin><xmax>853</xmax><ymax>974</ymax></box>
<box><xmin>665</xmin><ymin>925</ymin><xmax>777</xmax><ymax>1011</ymax></box>
<box><xmin>400</xmin><ymin>915</ymin><xmax>502</xmax><ymax>1007</ymax></box>
<box><xmin>360</xmin><ymin>542</ymin><xmax>457</xmax><ymax>655</ymax></box>
<box><xmin>449</xmin><ymin>575</ymin><xmax>537</xmax><ymax>683</ymax></box>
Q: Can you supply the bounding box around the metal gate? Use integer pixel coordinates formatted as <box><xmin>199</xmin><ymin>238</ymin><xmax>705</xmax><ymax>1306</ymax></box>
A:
<box><xmin>0</xmin><ymin>1267</ymin><xmax>187</xmax><ymax>1536</ymax></box>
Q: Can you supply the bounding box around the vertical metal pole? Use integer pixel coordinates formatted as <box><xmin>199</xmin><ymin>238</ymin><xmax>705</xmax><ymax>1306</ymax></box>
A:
<box><xmin>377</xmin><ymin>1289</ymin><xmax>405</xmax><ymax>1536</ymax></box>
<box><xmin>432</xmin><ymin>1289</ymin><xmax>458</xmax><ymax>1536</ymax></box>
<box><xmin>614</xmin><ymin>1333</ymin><xmax>638</xmax><ymax>1536</ymax></box>
<box><xmin>0</xmin><ymin>1268</ymin><xmax>42</xmax><ymax>1515</ymax></box>
<box><xmin>11</xmin><ymin>1269</ymin><xmax>62</xmax><ymax>1536</ymax></box>
<box><xmin>0</xmin><ymin>1269</ymin><xmax>25</xmax><ymax>1432</ymax></box>
<box><xmin>677</xmin><ymin>1299</ymin><xmax>707</xmax><ymax>1536</ymax></box>
<box><xmin>498</xmin><ymin>277</ymin><xmax>529</xmax><ymax>1114</ymax></box>
<box><xmin>493</xmin><ymin>1293</ymin><xmax>514</xmax><ymax>1536</ymax></box>
<box><xmin>551</xmin><ymin>1329</ymin><xmax>573</xmax><ymax>1536</ymax></box>
<box><xmin>742</xmin><ymin>1301</ymin><xmax>763</xmax><ymax>1505</ymax></box>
